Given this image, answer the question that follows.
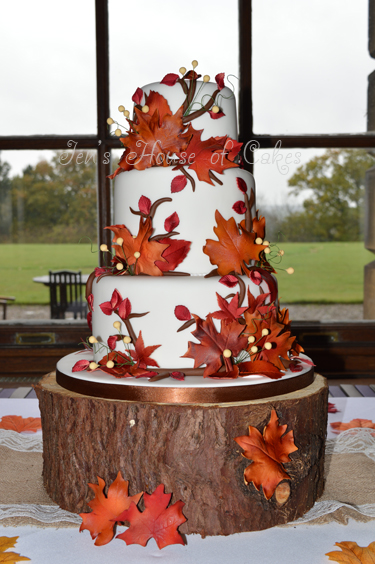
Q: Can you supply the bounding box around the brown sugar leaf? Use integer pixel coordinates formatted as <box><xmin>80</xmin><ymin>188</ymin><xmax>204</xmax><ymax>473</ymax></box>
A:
<box><xmin>326</xmin><ymin>541</ymin><xmax>375</xmax><ymax>563</ymax></box>
<box><xmin>79</xmin><ymin>472</ymin><xmax>143</xmax><ymax>546</ymax></box>
<box><xmin>0</xmin><ymin>537</ymin><xmax>30</xmax><ymax>562</ymax></box>
<box><xmin>116</xmin><ymin>484</ymin><xmax>186</xmax><ymax>550</ymax></box>
<box><xmin>234</xmin><ymin>409</ymin><xmax>298</xmax><ymax>500</ymax></box>
<box><xmin>0</xmin><ymin>415</ymin><xmax>41</xmax><ymax>434</ymax></box>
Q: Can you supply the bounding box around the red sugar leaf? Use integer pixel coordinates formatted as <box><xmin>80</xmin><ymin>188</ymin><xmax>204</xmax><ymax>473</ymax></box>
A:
<box><xmin>250</xmin><ymin>270</ymin><xmax>263</xmax><ymax>285</ymax></box>
<box><xmin>219</xmin><ymin>274</ymin><xmax>238</xmax><ymax>288</ymax></box>
<box><xmin>328</xmin><ymin>402</ymin><xmax>339</xmax><ymax>413</ymax></box>
<box><xmin>236</xmin><ymin>177</ymin><xmax>248</xmax><ymax>193</ymax></box>
<box><xmin>110</xmin><ymin>289</ymin><xmax>123</xmax><ymax>310</ymax></box>
<box><xmin>215</xmin><ymin>72</ymin><xmax>225</xmax><ymax>90</ymax></box>
<box><xmin>209</xmin><ymin>110</ymin><xmax>225</xmax><ymax>120</ymax></box>
<box><xmin>171</xmin><ymin>175</ymin><xmax>187</xmax><ymax>193</ymax></box>
<box><xmin>174</xmin><ymin>305</ymin><xmax>191</xmax><ymax>321</ymax></box>
<box><xmin>164</xmin><ymin>212</ymin><xmax>180</xmax><ymax>233</ymax></box>
<box><xmin>289</xmin><ymin>362</ymin><xmax>303</xmax><ymax>373</ymax></box>
<box><xmin>233</xmin><ymin>200</ymin><xmax>247</xmax><ymax>214</ymax></box>
<box><xmin>156</xmin><ymin>238</ymin><xmax>191</xmax><ymax>272</ymax></box>
<box><xmin>95</xmin><ymin>267</ymin><xmax>107</xmax><ymax>277</ymax></box>
<box><xmin>72</xmin><ymin>359</ymin><xmax>90</xmax><ymax>372</ymax></box>
<box><xmin>118</xmin><ymin>298</ymin><xmax>131</xmax><ymax>320</ymax></box>
<box><xmin>132</xmin><ymin>87</ymin><xmax>143</xmax><ymax>105</ymax></box>
<box><xmin>87</xmin><ymin>293</ymin><xmax>94</xmax><ymax>311</ymax></box>
<box><xmin>107</xmin><ymin>335</ymin><xmax>118</xmax><ymax>351</ymax></box>
<box><xmin>171</xmin><ymin>371</ymin><xmax>185</xmax><ymax>381</ymax></box>
<box><xmin>160</xmin><ymin>73</ymin><xmax>180</xmax><ymax>86</ymax></box>
<box><xmin>138</xmin><ymin>195</ymin><xmax>151</xmax><ymax>215</ymax></box>
<box><xmin>87</xmin><ymin>311</ymin><xmax>92</xmax><ymax>332</ymax></box>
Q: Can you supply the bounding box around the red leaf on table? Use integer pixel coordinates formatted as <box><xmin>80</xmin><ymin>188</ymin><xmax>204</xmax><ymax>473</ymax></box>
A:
<box><xmin>215</xmin><ymin>72</ymin><xmax>225</xmax><ymax>90</ymax></box>
<box><xmin>328</xmin><ymin>402</ymin><xmax>339</xmax><ymax>413</ymax></box>
<box><xmin>164</xmin><ymin>212</ymin><xmax>179</xmax><ymax>232</ymax></box>
<box><xmin>72</xmin><ymin>359</ymin><xmax>90</xmax><ymax>372</ymax></box>
<box><xmin>330</xmin><ymin>419</ymin><xmax>375</xmax><ymax>433</ymax></box>
<box><xmin>130</xmin><ymin>331</ymin><xmax>160</xmax><ymax>369</ymax></box>
<box><xmin>233</xmin><ymin>200</ymin><xmax>247</xmax><ymax>214</ymax></box>
<box><xmin>116</xmin><ymin>484</ymin><xmax>186</xmax><ymax>549</ymax></box>
<box><xmin>174</xmin><ymin>305</ymin><xmax>191</xmax><ymax>321</ymax></box>
<box><xmin>79</xmin><ymin>472</ymin><xmax>142</xmax><ymax>546</ymax></box>
<box><xmin>234</xmin><ymin>409</ymin><xmax>298</xmax><ymax>500</ymax></box>
<box><xmin>160</xmin><ymin>73</ymin><xmax>180</xmax><ymax>86</ymax></box>
<box><xmin>171</xmin><ymin>175</ymin><xmax>187</xmax><ymax>193</ymax></box>
<box><xmin>0</xmin><ymin>415</ymin><xmax>41</xmax><ymax>433</ymax></box>
<box><xmin>209</xmin><ymin>110</ymin><xmax>225</xmax><ymax>119</ymax></box>
<box><xmin>236</xmin><ymin>177</ymin><xmax>248</xmax><ymax>194</ymax></box>
<box><xmin>138</xmin><ymin>195</ymin><xmax>151</xmax><ymax>215</ymax></box>
<box><xmin>155</xmin><ymin>238</ymin><xmax>191</xmax><ymax>272</ymax></box>
<box><xmin>132</xmin><ymin>87</ymin><xmax>143</xmax><ymax>105</ymax></box>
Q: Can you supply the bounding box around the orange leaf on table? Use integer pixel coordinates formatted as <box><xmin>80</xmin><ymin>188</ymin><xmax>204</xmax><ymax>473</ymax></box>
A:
<box><xmin>326</xmin><ymin>541</ymin><xmax>375</xmax><ymax>563</ymax></box>
<box><xmin>234</xmin><ymin>409</ymin><xmax>298</xmax><ymax>500</ymax></box>
<box><xmin>330</xmin><ymin>419</ymin><xmax>375</xmax><ymax>434</ymax></box>
<box><xmin>182</xmin><ymin>315</ymin><xmax>248</xmax><ymax>378</ymax></box>
<box><xmin>0</xmin><ymin>536</ymin><xmax>30</xmax><ymax>562</ymax></box>
<box><xmin>79</xmin><ymin>472</ymin><xmax>143</xmax><ymax>546</ymax></box>
<box><xmin>107</xmin><ymin>218</ymin><xmax>169</xmax><ymax>276</ymax></box>
<box><xmin>116</xmin><ymin>484</ymin><xmax>186</xmax><ymax>550</ymax></box>
<box><xmin>0</xmin><ymin>415</ymin><xmax>41</xmax><ymax>434</ymax></box>
<box><xmin>203</xmin><ymin>211</ymin><xmax>267</xmax><ymax>276</ymax></box>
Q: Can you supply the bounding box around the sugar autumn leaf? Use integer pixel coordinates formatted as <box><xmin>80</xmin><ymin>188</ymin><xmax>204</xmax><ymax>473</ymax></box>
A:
<box><xmin>182</xmin><ymin>315</ymin><xmax>248</xmax><ymax>377</ymax></box>
<box><xmin>155</xmin><ymin>238</ymin><xmax>191</xmax><ymax>272</ymax></box>
<box><xmin>203</xmin><ymin>211</ymin><xmax>267</xmax><ymax>276</ymax></box>
<box><xmin>210</xmin><ymin>292</ymin><xmax>248</xmax><ymax>325</ymax></box>
<box><xmin>0</xmin><ymin>415</ymin><xmax>41</xmax><ymax>434</ymax></box>
<box><xmin>107</xmin><ymin>219</ymin><xmax>169</xmax><ymax>276</ymax></box>
<box><xmin>79</xmin><ymin>472</ymin><xmax>143</xmax><ymax>546</ymax></box>
<box><xmin>326</xmin><ymin>541</ymin><xmax>375</xmax><ymax>563</ymax></box>
<box><xmin>330</xmin><ymin>419</ymin><xmax>375</xmax><ymax>433</ymax></box>
<box><xmin>0</xmin><ymin>536</ymin><xmax>30</xmax><ymax>563</ymax></box>
<box><xmin>116</xmin><ymin>484</ymin><xmax>186</xmax><ymax>550</ymax></box>
<box><xmin>130</xmin><ymin>331</ymin><xmax>160</xmax><ymax>369</ymax></box>
<box><xmin>234</xmin><ymin>409</ymin><xmax>298</xmax><ymax>500</ymax></box>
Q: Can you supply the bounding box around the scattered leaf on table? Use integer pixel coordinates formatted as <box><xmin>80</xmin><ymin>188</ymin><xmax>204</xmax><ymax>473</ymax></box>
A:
<box><xmin>0</xmin><ymin>415</ymin><xmax>41</xmax><ymax>434</ymax></box>
<box><xmin>330</xmin><ymin>419</ymin><xmax>375</xmax><ymax>434</ymax></box>
<box><xmin>0</xmin><ymin>536</ymin><xmax>30</xmax><ymax>562</ymax></box>
<box><xmin>79</xmin><ymin>472</ymin><xmax>143</xmax><ymax>546</ymax></box>
<box><xmin>234</xmin><ymin>409</ymin><xmax>298</xmax><ymax>500</ymax></box>
<box><xmin>328</xmin><ymin>402</ymin><xmax>339</xmax><ymax>413</ymax></box>
<box><xmin>326</xmin><ymin>540</ymin><xmax>375</xmax><ymax>563</ymax></box>
<box><xmin>117</xmin><ymin>484</ymin><xmax>186</xmax><ymax>549</ymax></box>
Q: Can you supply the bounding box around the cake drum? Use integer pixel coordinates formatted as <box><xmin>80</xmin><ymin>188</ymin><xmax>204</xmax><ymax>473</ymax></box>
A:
<box><xmin>56</xmin><ymin>351</ymin><xmax>315</xmax><ymax>404</ymax></box>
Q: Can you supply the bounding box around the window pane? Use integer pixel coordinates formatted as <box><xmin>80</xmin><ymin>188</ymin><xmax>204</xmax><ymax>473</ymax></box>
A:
<box><xmin>252</xmin><ymin>0</ymin><xmax>374</xmax><ymax>134</ymax></box>
<box><xmin>109</xmin><ymin>0</ymin><xmax>239</xmax><ymax>120</ymax></box>
<box><xmin>0</xmin><ymin>150</ymin><xmax>98</xmax><ymax>320</ymax></box>
<box><xmin>253</xmin><ymin>147</ymin><xmax>375</xmax><ymax>320</ymax></box>
<box><xmin>0</xmin><ymin>1</ymin><xmax>96</xmax><ymax>135</ymax></box>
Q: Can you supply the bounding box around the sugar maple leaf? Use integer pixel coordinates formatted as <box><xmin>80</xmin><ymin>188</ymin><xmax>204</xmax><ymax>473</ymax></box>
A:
<box><xmin>145</xmin><ymin>90</ymin><xmax>172</xmax><ymax>125</ymax></box>
<box><xmin>116</xmin><ymin>484</ymin><xmax>186</xmax><ymax>549</ymax></box>
<box><xmin>130</xmin><ymin>331</ymin><xmax>160</xmax><ymax>369</ymax></box>
<box><xmin>210</xmin><ymin>292</ymin><xmax>248</xmax><ymax>324</ymax></box>
<box><xmin>330</xmin><ymin>419</ymin><xmax>375</xmax><ymax>433</ymax></box>
<box><xmin>234</xmin><ymin>409</ymin><xmax>298</xmax><ymax>500</ymax></box>
<box><xmin>203</xmin><ymin>211</ymin><xmax>267</xmax><ymax>276</ymax></box>
<box><xmin>176</xmin><ymin>126</ymin><xmax>238</xmax><ymax>185</ymax></box>
<box><xmin>97</xmin><ymin>351</ymin><xmax>153</xmax><ymax>378</ymax></box>
<box><xmin>182</xmin><ymin>315</ymin><xmax>248</xmax><ymax>377</ymax></box>
<box><xmin>0</xmin><ymin>415</ymin><xmax>41</xmax><ymax>433</ymax></box>
<box><xmin>79</xmin><ymin>472</ymin><xmax>142</xmax><ymax>546</ymax></box>
<box><xmin>112</xmin><ymin>105</ymin><xmax>191</xmax><ymax>175</ymax></box>
<box><xmin>259</xmin><ymin>317</ymin><xmax>296</xmax><ymax>370</ymax></box>
<box><xmin>107</xmin><ymin>219</ymin><xmax>169</xmax><ymax>276</ymax></box>
<box><xmin>0</xmin><ymin>536</ymin><xmax>30</xmax><ymax>563</ymax></box>
<box><xmin>326</xmin><ymin>541</ymin><xmax>375</xmax><ymax>563</ymax></box>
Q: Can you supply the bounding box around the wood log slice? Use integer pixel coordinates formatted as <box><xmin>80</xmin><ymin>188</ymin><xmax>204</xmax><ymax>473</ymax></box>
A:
<box><xmin>35</xmin><ymin>372</ymin><xmax>328</xmax><ymax>537</ymax></box>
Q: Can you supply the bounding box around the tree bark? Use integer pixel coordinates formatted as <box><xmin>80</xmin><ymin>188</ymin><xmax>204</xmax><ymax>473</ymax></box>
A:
<box><xmin>35</xmin><ymin>372</ymin><xmax>328</xmax><ymax>536</ymax></box>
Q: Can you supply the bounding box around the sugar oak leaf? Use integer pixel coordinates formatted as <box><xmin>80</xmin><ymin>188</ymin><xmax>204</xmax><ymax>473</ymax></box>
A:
<box><xmin>234</xmin><ymin>409</ymin><xmax>298</xmax><ymax>500</ymax></box>
<box><xmin>182</xmin><ymin>315</ymin><xmax>248</xmax><ymax>378</ymax></box>
<box><xmin>79</xmin><ymin>472</ymin><xmax>143</xmax><ymax>546</ymax></box>
<box><xmin>203</xmin><ymin>211</ymin><xmax>267</xmax><ymax>276</ymax></box>
<box><xmin>116</xmin><ymin>484</ymin><xmax>186</xmax><ymax>549</ymax></box>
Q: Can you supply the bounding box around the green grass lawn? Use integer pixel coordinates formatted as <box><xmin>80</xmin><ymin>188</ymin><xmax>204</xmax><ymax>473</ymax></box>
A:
<box><xmin>0</xmin><ymin>242</ymin><xmax>373</xmax><ymax>304</ymax></box>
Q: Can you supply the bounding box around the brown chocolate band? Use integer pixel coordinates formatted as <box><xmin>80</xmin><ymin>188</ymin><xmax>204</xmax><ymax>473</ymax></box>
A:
<box><xmin>56</xmin><ymin>366</ymin><xmax>314</xmax><ymax>404</ymax></box>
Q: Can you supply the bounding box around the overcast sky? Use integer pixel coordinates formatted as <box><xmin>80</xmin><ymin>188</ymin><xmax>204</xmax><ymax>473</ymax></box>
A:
<box><xmin>0</xmin><ymin>0</ymin><xmax>373</xmax><ymax>206</ymax></box>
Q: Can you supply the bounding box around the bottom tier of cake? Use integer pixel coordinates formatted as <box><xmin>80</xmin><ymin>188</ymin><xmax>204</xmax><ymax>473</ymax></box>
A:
<box><xmin>35</xmin><ymin>372</ymin><xmax>328</xmax><ymax>536</ymax></box>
